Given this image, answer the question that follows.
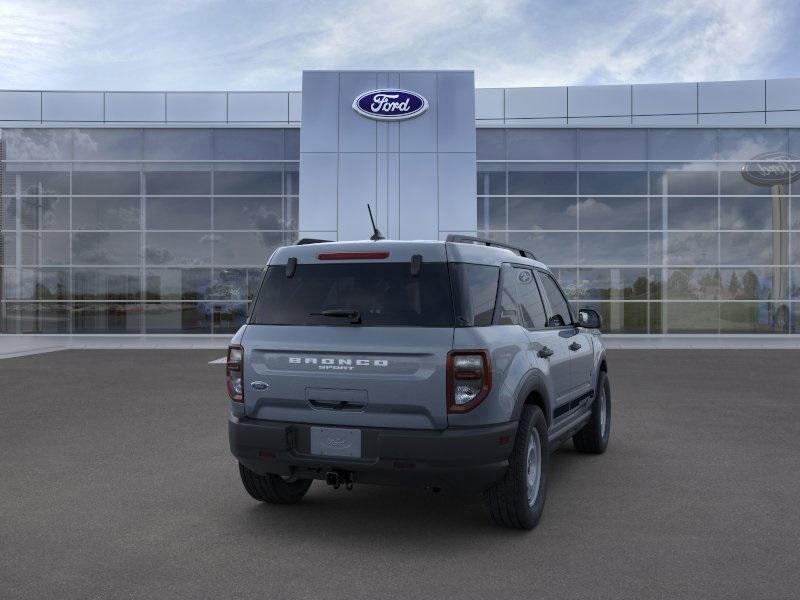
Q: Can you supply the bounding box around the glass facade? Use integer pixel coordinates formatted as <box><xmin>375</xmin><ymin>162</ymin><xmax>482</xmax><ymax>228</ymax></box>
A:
<box><xmin>0</xmin><ymin>128</ymin><xmax>299</xmax><ymax>334</ymax></box>
<box><xmin>478</xmin><ymin>128</ymin><xmax>800</xmax><ymax>334</ymax></box>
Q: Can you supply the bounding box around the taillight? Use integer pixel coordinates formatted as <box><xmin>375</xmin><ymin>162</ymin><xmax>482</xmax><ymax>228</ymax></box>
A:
<box><xmin>447</xmin><ymin>350</ymin><xmax>491</xmax><ymax>413</ymax></box>
<box><xmin>226</xmin><ymin>345</ymin><xmax>244</xmax><ymax>402</ymax></box>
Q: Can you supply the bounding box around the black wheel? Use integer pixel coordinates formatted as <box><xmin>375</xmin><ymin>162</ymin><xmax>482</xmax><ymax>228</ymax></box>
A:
<box><xmin>238</xmin><ymin>463</ymin><xmax>312</xmax><ymax>504</ymax></box>
<box><xmin>483</xmin><ymin>405</ymin><xmax>548</xmax><ymax>530</ymax></box>
<box><xmin>573</xmin><ymin>371</ymin><xmax>611</xmax><ymax>454</ymax></box>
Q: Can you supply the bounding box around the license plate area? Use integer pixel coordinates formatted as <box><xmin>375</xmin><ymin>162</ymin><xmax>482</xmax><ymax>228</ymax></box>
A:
<box><xmin>309</xmin><ymin>427</ymin><xmax>362</xmax><ymax>458</ymax></box>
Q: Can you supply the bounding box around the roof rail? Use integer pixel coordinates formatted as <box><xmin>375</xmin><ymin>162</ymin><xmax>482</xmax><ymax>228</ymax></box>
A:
<box><xmin>446</xmin><ymin>234</ymin><xmax>537</xmax><ymax>260</ymax></box>
<box><xmin>295</xmin><ymin>238</ymin><xmax>332</xmax><ymax>245</ymax></box>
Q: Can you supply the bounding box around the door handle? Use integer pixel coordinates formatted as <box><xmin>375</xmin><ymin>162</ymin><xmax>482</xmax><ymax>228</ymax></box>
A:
<box><xmin>537</xmin><ymin>346</ymin><xmax>554</xmax><ymax>359</ymax></box>
<box><xmin>568</xmin><ymin>342</ymin><xmax>582</xmax><ymax>351</ymax></box>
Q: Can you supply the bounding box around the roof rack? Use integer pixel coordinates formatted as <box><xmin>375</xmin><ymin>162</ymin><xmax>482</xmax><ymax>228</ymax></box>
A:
<box><xmin>446</xmin><ymin>234</ymin><xmax>537</xmax><ymax>260</ymax></box>
<box><xmin>295</xmin><ymin>238</ymin><xmax>333</xmax><ymax>245</ymax></box>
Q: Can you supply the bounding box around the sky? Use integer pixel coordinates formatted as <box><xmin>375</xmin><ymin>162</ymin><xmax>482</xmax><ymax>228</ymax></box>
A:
<box><xmin>0</xmin><ymin>0</ymin><xmax>798</xmax><ymax>91</ymax></box>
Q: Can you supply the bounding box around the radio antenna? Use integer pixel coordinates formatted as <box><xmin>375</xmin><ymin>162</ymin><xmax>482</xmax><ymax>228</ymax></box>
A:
<box><xmin>367</xmin><ymin>204</ymin><xmax>385</xmax><ymax>241</ymax></box>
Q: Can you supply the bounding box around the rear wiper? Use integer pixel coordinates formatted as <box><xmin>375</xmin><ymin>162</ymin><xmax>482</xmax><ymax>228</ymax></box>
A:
<box><xmin>310</xmin><ymin>308</ymin><xmax>362</xmax><ymax>324</ymax></box>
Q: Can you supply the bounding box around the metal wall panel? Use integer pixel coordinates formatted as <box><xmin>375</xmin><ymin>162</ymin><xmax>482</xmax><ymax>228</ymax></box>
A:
<box><xmin>399</xmin><ymin>153</ymin><xmax>438</xmax><ymax>239</ymax></box>
<box><xmin>228</xmin><ymin>92</ymin><xmax>288</xmax><ymax>122</ymax></box>
<box><xmin>42</xmin><ymin>92</ymin><xmax>103</xmax><ymax>121</ymax></box>
<box><xmin>338</xmin><ymin>72</ymin><xmax>377</xmax><ymax>153</ymax></box>
<box><xmin>398</xmin><ymin>72</ymin><xmax>438</xmax><ymax>152</ymax></box>
<box><xmin>298</xmin><ymin>152</ymin><xmax>338</xmax><ymax>233</ymax></box>
<box><xmin>568</xmin><ymin>84</ymin><xmax>631</xmax><ymax>117</ymax></box>
<box><xmin>0</xmin><ymin>91</ymin><xmax>41</xmax><ymax>121</ymax></box>
<box><xmin>166</xmin><ymin>92</ymin><xmax>226</xmax><ymax>122</ymax></box>
<box><xmin>438</xmin><ymin>153</ymin><xmax>477</xmax><ymax>232</ymax></box>
<box><xmin>766</xmin><ymin>111</ymin><xmax>800</xmax><ymax>126</ymax></box>
<box><xmin>105</xmin><ymin>92</ymin><xmax>165</xmax><ymax>122</ymax></box>
<box><xmin>475</xmin><ymin>88</ymin><xmax>504</xmax><ymax>120</ymax></box>
<box><xmin>632</xmin><ymin>82</ymin><xmax>696</xmax><ymax>115</ymax></box>
<box><xmin>505</xmin><ymin>86</ymin><xmax>567</xmax><ymax>119</ymax></box>
<box><xmin>698</xmin><ymin>80</ymin><xmax>765</xmax><ymax>113</ymax></box>
<box><xmin>766</xmin><ymin>78</ymin><xmax>800</xmax><ymax>111</ymax></box>
<box><xmin>289</xmin><ymin>92</ymin><xmax>302</xmax><ymax>122</ymax></box>
<box><xmin>632</xmin><ymin>114</ymin><xmax>697</xmax><ymax>126</ymax></box>
<box><xmin>338</xmin><ymin>153</ymin><xmax>377</xmax><ymax>240</ymax></box>
<box><xmin>437</xmin><ymin>71</ymin><xmax>476</xmax><ymax>153</ymax></box>
<box><xmin>300</xmin><ymin>72</ymin><xmax>339</xmax><ymax>153</ymax></box>
<box><xmin>569</xmin><ymin>116</ymin><xmax>631</xmax><ymax>126</ymax></box>
<box><xmin>698</xmin><ymin>112</ymin><xmax>766</xmax><ymax>126</ymax></box>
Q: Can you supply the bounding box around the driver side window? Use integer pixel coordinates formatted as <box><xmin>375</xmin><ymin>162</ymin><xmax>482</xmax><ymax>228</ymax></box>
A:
<box><xmin>538</xmin><ymin>272</ymin><xmax>572</xmax><ymax>327</ymax></box>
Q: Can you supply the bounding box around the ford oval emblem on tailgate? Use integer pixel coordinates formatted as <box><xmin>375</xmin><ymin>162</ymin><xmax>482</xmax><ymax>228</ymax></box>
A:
<box><xmin>251</xmin><ymin>381</ymin><xmax>269</xmax><ymax>390</ymax></box>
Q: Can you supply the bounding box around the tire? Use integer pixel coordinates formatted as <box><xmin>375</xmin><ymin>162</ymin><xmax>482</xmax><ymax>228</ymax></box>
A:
<box><xmin>483</xmin><ymin>405</ymin><xmax>548</xmax><ymax>530</ymax></box>
<box><xmin>573</xmin><ymin>370</ymin><xmax>611</xmax><ymax>454</ymax></box>
<box><xmin>238</xmin><ymin>463</ymin><xmax>312</xmax><ymax>504</ymax></box>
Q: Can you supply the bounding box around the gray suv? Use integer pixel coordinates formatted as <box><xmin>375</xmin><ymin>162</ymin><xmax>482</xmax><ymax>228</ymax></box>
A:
<box><xmin>227</xmin><ymin>235</ymin><xmax>610</xmax><ymax>529</ymax></box>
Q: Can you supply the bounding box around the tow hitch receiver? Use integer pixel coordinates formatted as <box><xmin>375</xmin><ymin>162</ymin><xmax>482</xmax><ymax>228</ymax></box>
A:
<box><xmin>325</xmin><ymin>470</ymin><xmax>354</xmax><ymax>490</ymax></box>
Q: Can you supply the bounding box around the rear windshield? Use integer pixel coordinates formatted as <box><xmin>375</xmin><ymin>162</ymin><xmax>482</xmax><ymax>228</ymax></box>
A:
<box><xmin>250</xmin><ymin>262</ymin><xmax>454</xmax><ymax>327</ymax></box>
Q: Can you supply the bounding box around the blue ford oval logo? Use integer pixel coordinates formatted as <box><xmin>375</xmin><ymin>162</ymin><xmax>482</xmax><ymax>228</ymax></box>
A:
<box><xmin>251</xmin><ymin>381</ymin><xmax>269</xmax><ymax>390</ymax></box>
<box><xmin>353</xmin><ymin>89</ymin><xmax>428</xmax><ymax>121</ymax></box>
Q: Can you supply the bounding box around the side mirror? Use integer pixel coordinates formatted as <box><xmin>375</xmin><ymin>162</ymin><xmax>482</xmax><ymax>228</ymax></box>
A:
<box><xmin>578</xmin><ymin>309</ymin><xmax>602</xmax><ymax>329</ymax></box>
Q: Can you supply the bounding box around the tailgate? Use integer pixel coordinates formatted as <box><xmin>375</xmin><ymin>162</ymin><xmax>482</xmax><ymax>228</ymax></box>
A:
<box><xmin>242</xmin><ymin>325</ymin><xmax>453</xmax><ymax>429</ymax></box>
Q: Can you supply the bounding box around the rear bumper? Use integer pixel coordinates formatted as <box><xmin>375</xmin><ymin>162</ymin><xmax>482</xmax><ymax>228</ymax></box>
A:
<box><xmin>229</xmin><ymin>415</ymin><xmax>517</xmax><ymax>493</ymax></box>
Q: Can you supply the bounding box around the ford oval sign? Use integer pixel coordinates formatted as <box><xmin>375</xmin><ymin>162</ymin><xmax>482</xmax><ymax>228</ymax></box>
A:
<box><xmin>353</xmin><ymin>89</ymin><xmax>428</xmax><ymax>121</ymax></box>
<box><xmin>741</xmin><ymin>152</ymin><xmax>800</xmax><ymax>187</ymax></box>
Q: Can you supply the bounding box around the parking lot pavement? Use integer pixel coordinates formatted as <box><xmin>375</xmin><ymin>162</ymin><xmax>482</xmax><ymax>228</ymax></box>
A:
<box><xmin>1</xmin><ymin>349</ymin><xmax>800</xmax><ymax>599</ymax></box>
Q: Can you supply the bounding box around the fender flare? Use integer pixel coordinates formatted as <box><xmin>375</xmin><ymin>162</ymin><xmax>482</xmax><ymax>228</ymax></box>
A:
<box><xmin>511</xmin><ymin>369</ymin><xmax>553</xmax><ymax>425</ymax></box>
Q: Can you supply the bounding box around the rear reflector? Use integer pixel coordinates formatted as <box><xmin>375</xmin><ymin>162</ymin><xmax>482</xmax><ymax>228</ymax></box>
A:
<box><xmin>318</xmin><ymin>251</ymin><xmax>390</xmax><ymax>260</ymax></box>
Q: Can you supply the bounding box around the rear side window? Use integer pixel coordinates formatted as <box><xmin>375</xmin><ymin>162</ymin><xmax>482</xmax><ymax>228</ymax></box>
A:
<box><xmin>449</xmin><ymin>263</ymin><xmax>499</xmax><ymax>326</ymax></box>
<box><xmin>250</xmin><ymin>262</ymin><xmax>454</xmax><ymax>327</ymax></box>
<box><xmin>497</xmin><ymin>265</ymin><xmax>547</xmax><ymax>328</ymax></box>
<box><xmin>538</xmin><ymin>271</ymin><xmax>573</xmax><ymax>327</ymax></box>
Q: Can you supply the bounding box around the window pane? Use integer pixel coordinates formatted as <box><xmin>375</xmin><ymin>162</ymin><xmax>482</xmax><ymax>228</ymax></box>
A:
<box><xmin>578</xmin><ymin>301</ymin><xmax>647</xmax><ymax>333</ymax></box>
<box><xmin>145</xmin><ymin>171</ymin><xmax>210</xmax><ymax>195</ymax></box>
<box><xmin>73</xmin><ymin>268</ymin><xmax>141</xmax><ymax>300</ymax></box>
<box><xmin>145</xmin><ymin>232</ymin><xmax>212</xmax><ymax>266</ymax></box>
<box><xmin>666</xmin><ymin>268</ymin><xmax>720</xmax><ymax>299</ymax></box>
<box><xmin>145</xmin><ymin>197</ymin><xmax>211</xmax><ymax>230</ymax></box>
<box><xmin>20</xmin><ymin>196</ymin><xmax>69</xmax><ymax>230</ymax></box>
<box><xmin>477</xmin><ymin>165</ymin><xmax>505</xmax><ymax>195</ymax></box>
<box><xmin>577</xmin><ymin>268</ymin><xmax>648</xmax><ymax>300</ymax></box>
<box><xmin>666</xmin><ymin>197</ymin><xmax>717</xmax><ymax>230</ymax></box>
<box><xmin>507</xmin><ymin>129</ymin><xmax>576</xmax><ymax>160</ymax></box>
<box><xmin>285</xmin><ymin>129</ymin><xmax>299</xmax><ymax>159</ymax></box>
<box><xmin>213</xmin><ymin>232</ymin><xmax>283</xmax><ymax>266</ymax></box>
<box><xmin>3</xmin><ymin>129</ymin><xmax>73</xmax><ymax>160</ymax></box>
<box><xmin>144</xmin><ymin>302</ymin><xmax>212</xmax><ymax>333</ymax></box>
<box><xmin>507</xmin><ymin>232</ymin><xmax>577</xmax><ymax>265</ymax></box>
<box><xmin>22</xmin><ymin>232</ymin><xmax>70</xmax><ymax>265</ymax></box>
<box><xmin>578</xmin><ymin>130</ymin><xmax>646</xmax><ymax>160</ymax></box>
<box><xmin>666</xmin><ymin>233</ymin><xmax>718</xmax><ymax>265</ymax></box>
<box><xmin>284</xmin><ymin>163</ymin><xmax>299</xmax><ymax>196</ymax></box>
<box><xmin>578</xmin><ymin>197</ymin><xmax>647</xmax><ymax>230</ymax></box>
<box><xmin>650</xmin><ymin>169</ymin><xmax>717</xmax><ymax>195</ymax></box>
<box><xmin>720</xmin><ymin>267</ymin><xmax>789</xmax><ymax>300</ymax></box>
<box><xmin>720</xmin><ymin>169</ymin><xmax>778</xmax><ymax>195</ymax></box>
<box><xmin>72</xmin><ymin>171</ymin><xmax>140</xmax><ymax>195</ymax></box>
<box><xmin>213</xmin><ymin>302</ymin><xmax>249</xmax><ymax>333</ymax></box>
<box><xmin>477</xmin><ymin>197</ymin><xmax>505</xmax><ymax>230</ymax></box>
<box><xmin>476</xmin><ymin>129</ymin><xmax>505</xmax><ymax>160</ymax></box>
<box><xmin>4</xmin><ymin>302</ymin><xmax>70</xmax><ymax>333</ymax></box>
<box><xmin>145</xmin><ymin>268</ymin><xmax>211</xmax><ymax>300</ymax></box>
<box><xmin>213</xmin><ymin>197</ymin><xmax>283</xmax><ymax>230</ymax></box>
<box><xmin>213</xmin><ymin>170</ymin><xmax>282</xmax><ymax>195</ymax></box>
<box><xmin>19</xmin><ymin>171</ymin><xmax>70</xmax><ymax>196</ymax></box>
<box><xmin>579</xmin><ymin>233</ymin><xmax>648</xmax><ymax>265</ymax></box>
<box><xmin>143</xmin><ymin>130</ymin><xmax>213</xmax><ymax>160</ymax></box>
<box><xmin>508</xmin><ymin>168</ymin><xmax>576</xmax><ymax>195</ymax></box>
<box><xmin>720</xmin><ymin>196</ymin><xmax>787</xmax><ymax>230</ymax></box>
<box><xmin>213</xmin><ymin>129</ymin><xmax>284</xmax><ymax>160</ymax></box>
<box><xmin>210</xmin><ymin>268</ymin><xmax>249</xmax><ymax>300</ymax></box>
<box><xmin>720</xmin><ymin>232</ymin><xmax>785</xmax><ymax>265</ymax></box>
<box><xmin>579</xmin><ymin>171</ymin><xmax>647</xmax><ymax>195</ymax></box>
<box><xmin>72</xmin><ymin>232</ymin><xmax>139</xmax><ymax>265</ymax></box>
<box><xmin>36</xmin><ymin>268</ymin><xmax>69</xmax><ymax>300</ymax></box>
<box><xmin>450</xmin><ymin>263</ymin><xmax>499</xmax><ymax>327</ymax></box>
<box><xmin>73</xmin><ymin>129</ymin><xmax>143</xmax><ymax>160</ymax></box>
<box><xmin>718</xmin><ymin>129</ymin><xmax>788</xmax><ymax>160</ymax></box>
<box><xmin>720</xmin><ymin>302</ymin><xmax>790</xmax><ymax>333</ymax></box>
<box><xmin>648</xmin><ymin>129</ymin><xmax>717</xmax><ymax>161</ymax></box>
<box><xmin>72</xmin><ymin>197</ymin><xmax>140</xmax><ymax>229</ymax></box>
<box><xmin>72</xmin><ymin>303</ymin><xmax>142</xmax><ymax>333</ymax></box>
<box><xmin>1</xmin><ymin>233</ymin><xmax>16</xmax><ymax>265</ymax></box>
<box><xmin>664</xmin><ymin>302</ymin><xmax>719</xmax><ymax>333</ymax></box>
<box><xmin>508</xmin><ymin>197</ymin><xmax>576</xmax><ymax>230</ymax></box>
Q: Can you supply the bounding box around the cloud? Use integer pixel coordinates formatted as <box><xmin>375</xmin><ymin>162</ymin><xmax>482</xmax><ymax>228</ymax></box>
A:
<box><xmin>0</xmin><ymin>0</ymin><xmax>795</xmax><ymax>90</ymax></box>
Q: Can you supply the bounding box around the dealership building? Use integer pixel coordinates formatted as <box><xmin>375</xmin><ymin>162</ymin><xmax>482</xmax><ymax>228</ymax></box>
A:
<box><xmin>1</xmin><ymin>70</ymin><xmax>799</xmax><ymax>337</ymax></box>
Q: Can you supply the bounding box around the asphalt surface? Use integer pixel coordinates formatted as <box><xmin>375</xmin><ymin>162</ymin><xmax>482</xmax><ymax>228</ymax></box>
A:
<box><xmin>1</xmin><ymin>349</ymin><xmax>799</xmax><ymax>599</ymax></box>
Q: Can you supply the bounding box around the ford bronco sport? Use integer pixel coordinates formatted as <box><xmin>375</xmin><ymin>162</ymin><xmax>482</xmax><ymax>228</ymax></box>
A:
<box><xmin>227</xmin><ymin>235</ymin><xmax>610</xmax><ymax>529</ymax></box>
